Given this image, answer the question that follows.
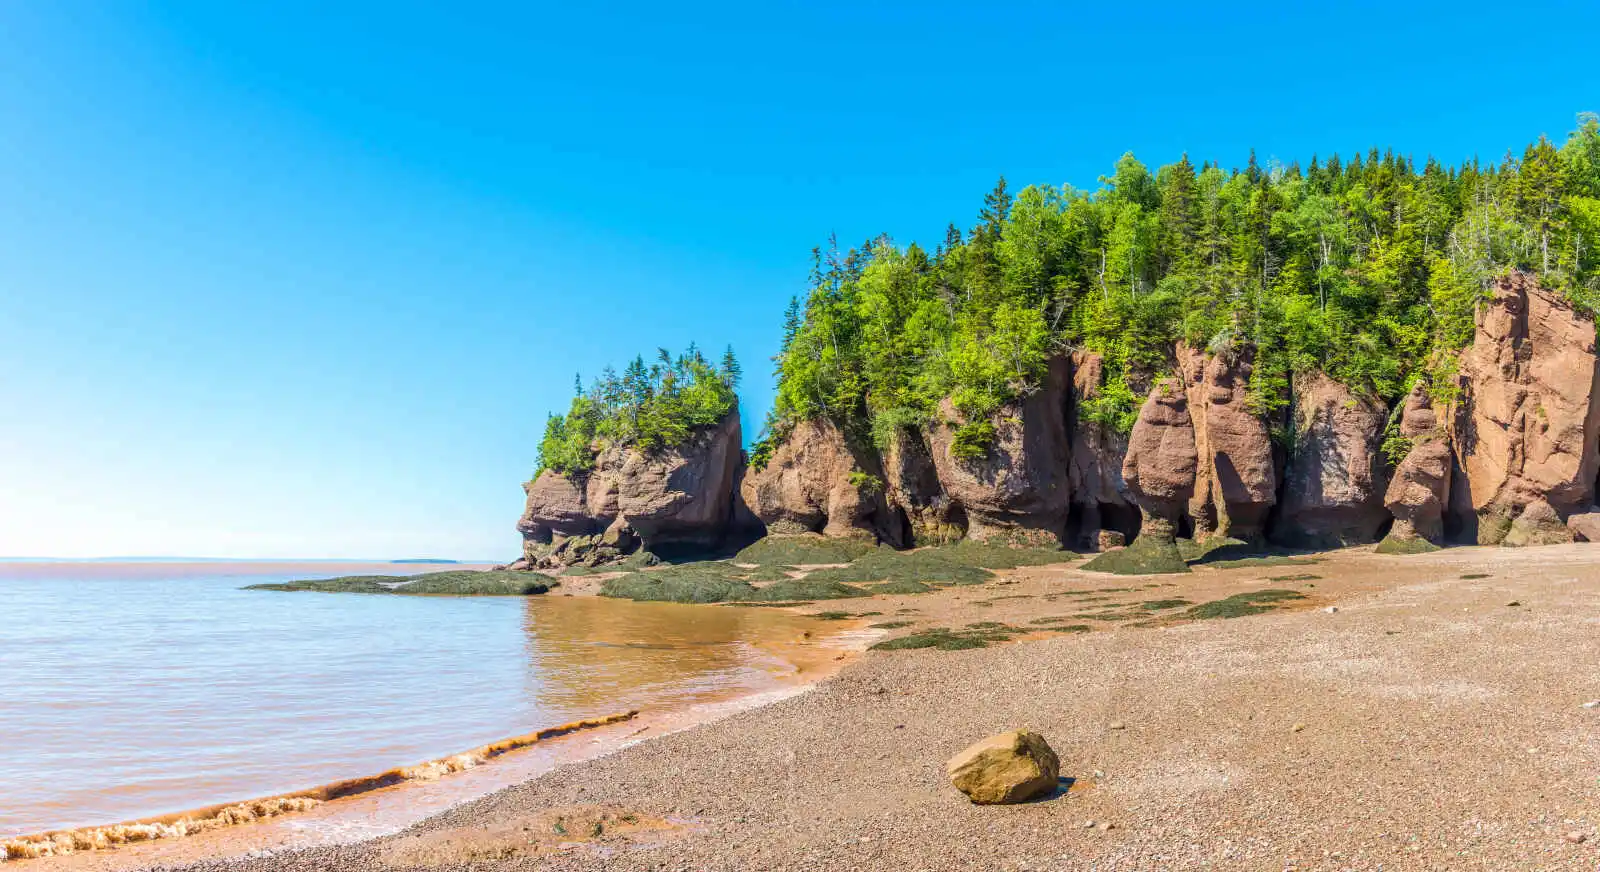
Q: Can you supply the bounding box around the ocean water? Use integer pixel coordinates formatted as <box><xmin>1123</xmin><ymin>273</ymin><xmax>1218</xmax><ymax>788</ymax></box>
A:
<box><xmin>0</xmin><ymin>562</ymin><xmax>836</xmax><ymax>838</ymax></box>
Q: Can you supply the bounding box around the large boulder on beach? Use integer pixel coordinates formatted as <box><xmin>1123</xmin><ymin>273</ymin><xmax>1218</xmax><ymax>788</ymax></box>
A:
<box><xmin>1274</xmin><ymin>371</ymin><xmax>1389</xmax><ymax>547</ymax></box>
<box><xmin>518</xmin><ymin>410</ymin><xmax>743</xmax><ymax>566</ymax></box>
<box><xmin>927</xmin><ymin>356</ymin><xmax>1073</xmax><ymax>546</ymax></box>
<box><xmin>946</xmin><ymin>729</ymin><xmax>1061</xmax><ymax>805</ymax></box>
<box><xmin>1450</xmin><ymin>272</ymin><xmax>1600</xmax><ymax>544</ymax></box>
<box><xmin>740</xmin><ymin>418</ymin><xmax>902</xmax><ymax>545</ymax></box>
<box><xmin>1179</xmin><ymin>343</ymin><xmax>1277</xmax><ymax>542</ymax></box>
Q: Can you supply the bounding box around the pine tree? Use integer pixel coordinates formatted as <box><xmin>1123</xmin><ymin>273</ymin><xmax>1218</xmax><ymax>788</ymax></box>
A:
<box><xmin>721</xmin><ymin>345</ymin><xmax>742</xmax><ymax>387</ymax></box>
<box><xmin>979</xmin><ymin>176</ymin><xmax>1012</xmax><ymax>236</ymax></box>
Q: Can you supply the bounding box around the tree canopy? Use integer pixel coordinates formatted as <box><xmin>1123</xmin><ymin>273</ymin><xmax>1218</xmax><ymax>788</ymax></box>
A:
<box><xmin>536</xmin><ymin>344</ymin><xmax>740</xmax><ymax>476</ymax></box>
<box><xmin>762</xmin><ymin>116</ymin><xmax>1600</xmax><ymax>456</ymax></box>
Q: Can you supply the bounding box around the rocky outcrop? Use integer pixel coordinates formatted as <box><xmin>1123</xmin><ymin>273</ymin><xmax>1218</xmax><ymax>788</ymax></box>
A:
<box><xmin>882</xmin><ymin>427</ymin><xmax>963</xmax><ymax>546</ymax></box>
<box><xmin>945</xmin><ymin>730</ymin><xmax>1061</xmax><ymax>805</ymax></box>
<box><xmin>1274</xmin><ymin>371</ymin><xmax>1389</xmax><ymax>547</ymax></box>
<box><xmin>1066</xmin><ymin>350</ymin><xmax>1136</xmax><ymax>551</ymax></box>
<box><xmin>739</xmin><ymin>418</ymin><xmax>903</xmax><ymax>545</ymax></box>
<box><xmin>927</xmin><ymin>356</ymin><xmax>1073</xmax><ymax>546</ymax></box>
<box><xmin>1179</xmin><ymin>343</ymin><xmax>1277</xmax><ymax>542</ymax></box>
<box><xmin>1378</xmin><ymin>385</ymin><xmax>1451</xmax><ymax>551</ymax></box>
<box><xmin>1566</xmin><ymin>511</ymin><xmax>1600</xmax><ymax>542</ymax></box>
<box><xmin>1450</xmin><ymin>273</ymin><xmax>1600</xmax><ymax>544</ymax></box>
<box><xmin>517</xmin><ymin>410</ymin><xmax>743</xmax><ymax>566</ymax></box>
<box><xmin>1084</xmin><ymin>377</ymin><xmax>1196</xmax><ymax>574</ymax></box>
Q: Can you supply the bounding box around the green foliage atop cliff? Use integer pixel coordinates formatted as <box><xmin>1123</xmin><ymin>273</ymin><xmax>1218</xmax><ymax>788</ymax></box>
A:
<box><xmin>537</xmin><ymin>344</ymin><xmax>740</xmax><ymax>476</ymax></box>
<box><xmin>764</xmin><ymin>117</ymin><xmax>1600</xmax><ymax>446</ymax></box>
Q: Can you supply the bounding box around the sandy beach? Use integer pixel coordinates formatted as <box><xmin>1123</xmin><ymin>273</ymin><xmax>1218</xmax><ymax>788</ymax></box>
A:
<box><xmin>22</xmin><ymin>543</ymin><xmax>1587</xmax><ymax>871</ymax></box>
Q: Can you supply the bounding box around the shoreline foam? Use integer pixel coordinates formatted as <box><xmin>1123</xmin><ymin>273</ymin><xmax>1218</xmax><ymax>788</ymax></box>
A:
<box><xmin>7</xmin><ymin>619</ymin><xmax>876</xmax><ymax>868</ymax></box>
<box><xmin>2</xmin><ymin>712</ymin><xmax>639</xmax><ymax>861</ymax></box>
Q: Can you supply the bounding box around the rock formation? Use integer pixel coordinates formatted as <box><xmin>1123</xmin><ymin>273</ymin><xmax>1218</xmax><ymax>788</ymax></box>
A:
<box><xmin>1378</xmin><ymin>385</ymin><xmax>1452</xmax><ymax>552</ymax></box>
<box><xmin>1273</xmin><ymin>371</ymin><xmax>1389</xmax><ymax>547</ymax></box>
<box><xmin>945</xmin><ymin>729</ymin><xmax>1060</xmax><ymax>805</ymax></box>
<box><xmin>1450</xmin><ymin>273</ymin><xmax>1600</xmax><ymax>544</ymax></box>
<box><xmin>1066</xmin><ymin>350</ymin><xmax>1136</xmax><ymax>551</ymax></box>
<box><xmin>926</xmin><ymin>356</ymin><xmax>1073</xmax><ymax>546</ymax></box>
<box><xmin>881</xmin><ymin>426</ymin><xmax>964</xmax><ymax>546</ymax></box>
<box><xmin>513</xmin><ymin>276</ymin><xmax>1600</xmax><ymax>565</ymax></box>
<box><xmin>517</xmin><ymin>410</ymin><xmax>743</xmax><ymax>566</ymax></box>
<box><xmin>739</xmin><ymin>418</ymin><xmax>903</xmax><ymax>545</ymax></box>
<box><xmin>1083</xmin><ymin>377</ymin><xmax>1197</xmax><ymax>573</ymax></box>
<box><xmin>1179</xmin><ymin>343</ymin><xmax>1277</xmax><ymax>542</ymax></box>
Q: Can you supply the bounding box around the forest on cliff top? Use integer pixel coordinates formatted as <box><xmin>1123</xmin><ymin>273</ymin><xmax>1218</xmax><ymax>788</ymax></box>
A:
<box><xmin>540</xmin><ymin>117</ymin><xmax>1600</xmax><ymax>475</ymax></box>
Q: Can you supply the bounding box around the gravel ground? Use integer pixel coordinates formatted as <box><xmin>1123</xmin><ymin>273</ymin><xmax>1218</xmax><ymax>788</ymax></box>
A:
<box><xmin>128</xmin><ymin>545</ymin><xmax>1600</xmax><ymax>870</ymax></box>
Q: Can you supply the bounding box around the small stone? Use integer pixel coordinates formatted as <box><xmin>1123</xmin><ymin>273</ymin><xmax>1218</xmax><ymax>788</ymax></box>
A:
<box><xmin>1323</xmin><ymin>606</ymin><xmax>1339</xmax><ymax>614</ymax></box>
<box><xmin>1564</xmin><ymin>831</ymin><xmax>1587</xmax><ymax>844</ymax></box>
<box><xmin>1098</xmin><ymin>822</ymin><xmax>1115</xmax><ymax>831</ymax></box>
<box><xmin>1082</xmin><ymin>820</ymin><xmax>1096</xmax><ymax>829</ymax></box>
<box><xmin>1582</xmin><ymin>701</ymin><xmax>1600</xmax><ymax>709</ymax></box>
<box><xmin>1291</xmin><ymin>723</ymin><xmax>1307</xmax><ymax>733</ymax></box>
<box><xmin>1092</xmin><ymin>770</ymin><xmax>1105</xmax><ymax>779</ymax></box>
<box><xmin>1109</xmin><ymin>721</ymin><xmax>1126</xmax><ymax>730</ymax></box>
<box><xmin>1507</xmin><ymin>600</ymin><xmax>1522</xmax><ymax>607</ymax></box>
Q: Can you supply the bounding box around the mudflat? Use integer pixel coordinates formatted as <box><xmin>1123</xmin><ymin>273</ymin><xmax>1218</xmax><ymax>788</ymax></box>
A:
<box><xmin>72</xmin><ymin>545</ymin><xmax>1600</xmax><ymax>869</ymax></box>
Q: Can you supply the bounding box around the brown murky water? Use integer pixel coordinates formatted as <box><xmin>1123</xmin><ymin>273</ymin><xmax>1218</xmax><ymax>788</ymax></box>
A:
<box><xmin>0</xmin><ymin>562</ymin><xmax>864</xmax><ymax>852</ymax></box>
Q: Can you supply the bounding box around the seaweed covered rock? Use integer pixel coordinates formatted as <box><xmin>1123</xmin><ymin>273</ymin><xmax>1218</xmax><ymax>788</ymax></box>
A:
<box><xmin>1086</xmin><ymin>378</ymin><xmax>1195</xmax><ymax>574</ymax></box>
<box><xmin>926</xmin><ymin>356</ymin><xmax>1073</xmax><ymax>546</ymax></box>
<box><xmin>1379</xmin><ymin>385</ymin><xmax>1451</xmax><ymax>552</ymax></box>
<box><xmin>1066</xmin><ymin>350</ymin><xmax>1136</xmax><ymax>551</ymax></box>
<box><xmin>739</xmin><ymin>418</ymin><xmax>903</xmax><ymax>545</ymax></box>
<box><xmin>1179</xmin><ymin>343</ymin><xmax>1277</xmax><ymax>542</ymax></box>
<box><xmin>518</xmin><ymin>410</ymin><xmax>743</xmax><ymax>567</ymax></box>
<box><xmin>1274</xmin><ymin>371</ymin><xmax>1389</xmax><ymax>547</ymax></box>
<box><xmin>1451</xmin><ymin>273</ymin><xmax>1600</xmax><ymax>544</ymax></box>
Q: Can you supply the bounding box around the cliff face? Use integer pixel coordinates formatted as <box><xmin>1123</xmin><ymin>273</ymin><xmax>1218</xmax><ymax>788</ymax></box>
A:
<box><xmin>1066</xmin><ymin>350</ymin><xmax>1135</xmax><ymax>550</ymax></box>
<box><xmin>515</xmin><ymin>275</ymin><xmax>1600</xmax><ymax>565</ymax></box>
<box><xmin>882</xmin><ymin>426</ymin><xmax>963</xmax><ymax>546</ymax></box>
<box><xmin>1179</xmin><ymin>343</ymin><xmax>1278</xmax><ymax>542</ymax></box>
<box><xmin>517</xmin><ymin>410</ymin><xmax>744</xmax><ymax>566</ymax></box>
<box><xmin>1450</xmin><ymin>273</ymin><xmax>1600</xmax><ymax>545</ymax></box>
<box><xmin>739</xmin><ymin>418</ymin><xmax>903</xmax><ymax>545</ymax></box>
<box><xmin>1274</xmin><ymin>371</ymin><xmax>1389</xmax><ymax>548</ymax></box>
<box><xmin>926</xmin><ymin>356</ymin><xmax>1074</xmax><ymax>546</ymax></box>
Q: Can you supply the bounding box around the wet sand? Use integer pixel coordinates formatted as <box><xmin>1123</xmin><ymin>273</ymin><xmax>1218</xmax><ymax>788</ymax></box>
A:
<box><xmin>95</xmin><ymin>543</ymin><xmax>1600</xmax><ymax>871</ymax></box>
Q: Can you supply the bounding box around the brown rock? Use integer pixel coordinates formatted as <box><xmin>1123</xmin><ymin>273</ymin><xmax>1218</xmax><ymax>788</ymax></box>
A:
<box><xmin>1566</xmin><ymin>511</ymin><xmax>1600</xmax><ymax>542</ymax></box>
<box><xmin>1067</xmin><ymin>350</ymin><xmax>1138</xmax><ymax>550</ymax></box>
<box><xmin>945</xmin><ymin>729</ymin><xmax>1061</xmax><ymax>805</ymax></box>
<box><xmin>927</xmin><ymin>356</ymin><xmax>1073</xmax><ymax>546</ymax></box>
<box><xmin>1502</xmin><ymin>499</ymin><xmax>1574</xmax><ymax>547</ymax></box>
<box><xmin>1274</xmin><ymin>371</ymin><xmax>1389</xmax><ymax>547</ymax></box>
<box><xmin>518</xmin><ymin>410</ymin><xmax>744</xmax><ymax>566</ymax></box>
<box><xmin>1122</xmin><ymin>378</ymin><xmax>1198</xmax><ymax>521</ymax></box>
<box><xmin>1179</xmin><ymin>343</ymin><xmax>1277</xmax><ymax>542</ymax></box>
<box><xmin>882</xmin><ymin>426</ymin><xmax>963</xmax><ymax>546</ymax></box>
<box><xmin>739</xmin><ymin>418</ymin><xmax>902</xmax><ymax>545</ymax></box>
<box><xmin>1452</xmin><ymin>273</ymin><xmax>1600</xmax><ymax>543</ymax></box>
<box><xmin>611</xmin><ymin>411</ymin><xmax>743</xmax><ymax>549</ymax></box>
<box><xmin>1381</xmin><ymin>385</ymin><xmax>1452</xmax><ymax>548</ymax></box>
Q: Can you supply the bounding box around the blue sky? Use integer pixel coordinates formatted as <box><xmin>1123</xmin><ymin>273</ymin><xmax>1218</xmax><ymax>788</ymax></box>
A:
<box><xmin>2</xmin><ymin>2</ymin><xmax>1596</xmax><ymax>559</ymax></box>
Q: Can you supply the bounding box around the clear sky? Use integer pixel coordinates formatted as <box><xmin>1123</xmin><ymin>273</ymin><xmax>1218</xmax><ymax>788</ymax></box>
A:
<box><xmin>2</xmin><ymin>2</ymin><xmax>1597</xmax><ymax>560</ymax></box>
